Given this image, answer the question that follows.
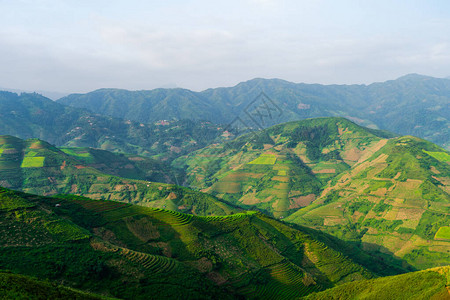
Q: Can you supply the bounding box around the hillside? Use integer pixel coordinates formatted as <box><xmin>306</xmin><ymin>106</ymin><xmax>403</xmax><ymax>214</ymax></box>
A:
<box><xmin>0</xmin><ymin>187</ymin><xmax>399</xmax><ymax>299</ymax></box>
<box><xmin>174</xmin><ymin>117</ymin><xmax>395</xmax><ymax>218</ymax></box>
<box><xmin>286</xmin><ymin>136</ymin><xmax>450</xmax><ymax>269</ymax></box>
<box><xmin>175</xmin><ymin>117</ymin><xmax>449</xmax><ymax>270</ymax></box>
<box><xmin>0</xmin><ymin>91</ymin><xmax>227</xmax><ymax>161</ymax></box>
<box><xmin>0</xmin><ymin>135</ymin><xmax>236</xmax><ymax>216</ymax></box>
<box><xmin>0</xmin><ymin>271</ymin><xmax>107</xmax><ymax>299</ymax></box>
<box><xmin>303</xmin><ymin>266</ymin><xmax>450</xmax><ymax>300</ymax></box>
<box><xmin>58</xmin><ymin>74</ymin><xmax>450</xmax><ymax>149</ymax></box>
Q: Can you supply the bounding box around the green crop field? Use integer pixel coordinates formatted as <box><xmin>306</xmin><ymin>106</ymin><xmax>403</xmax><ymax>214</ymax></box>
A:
<box><xmin>248</xmin><ymin>153</ymin><xmax>277</xmax><ymax>165</ymax></box>
<box><xmin>423</xmin><ymin>150</ymin><xmax>450</xmax><ymax>162</ymax></box>
<box><xmin>435</xmin><ymin>226</ymin><xmax>450</xmax><ymax>240</ymax></box>
<box><xmin>20</xmin><ymin>157</ymin><xmax>45</xmax><ymax>168</ymax></box>
<box><xmin>60</xmin><ymin>148</ymin><xmax>93</xmax><ymax>158</ymax></box>
<box><xmin>305</xmin><ymin>266</ymin><xmax>450</xmax><ymax>300</ymax></box>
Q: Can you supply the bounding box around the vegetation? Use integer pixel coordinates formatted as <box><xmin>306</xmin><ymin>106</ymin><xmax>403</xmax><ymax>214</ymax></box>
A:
<box><xmin>303</xmin><ymin>266</ymin><xmax>450</xmax><ymax>300</ymax></box>
<box><xmin>0</xmin><ymin>91</ymin><xmax>449</xmax><ymax>299</ymax></box>
<box><xmin>58</xmin><ymin>75</ymin><xmax>449</xmax><ymax>150</ymax></box>
<box><xmin>175</xmin><ymin>117</ymin><xmax>391</xmax><ymax>218</ymax></box>
<box><xmin>287</xmin><ymin>135</ymin><xmax>450</xmax><ymax>269</ymax></box>
<box><xmin>0</xmin><ymin>91</ymin><xmax>230</xmax><ymax>162</ymax></box>
<box><xmin>20</xmin><ymin>156</ymin><xmax>45</xmax><ymax>168</ymax></box>
<box><xmin>0</xmin><ymin>135</ymin><xmax>237</xmax><ymax>216</ymax></box>
<box><xmin>0</xmin><ymin>187</ymin><xmax>397</xmax><ymax>299</ymax></box>
<box><xmin>0</xmin><ymin>271</ymin><xmax>108</xmax><ymax>299</ymax></box>
<box><xmin>435</xmin><ymin>226</ymin><xmax>450</xmax><ymax>240</ymax></box>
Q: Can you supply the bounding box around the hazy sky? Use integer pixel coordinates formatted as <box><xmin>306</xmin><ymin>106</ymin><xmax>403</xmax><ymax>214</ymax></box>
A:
<box><xmin>1</xmin><ymin>0</ymin><xmax>450</xmax><ymax>93</ymax></box>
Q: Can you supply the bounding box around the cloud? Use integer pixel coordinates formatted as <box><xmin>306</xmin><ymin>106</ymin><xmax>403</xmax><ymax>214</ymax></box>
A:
<box><xmin>0</xmin><ymin>1</ymin><xmax>449</xmax><ymax>92</ymax></box>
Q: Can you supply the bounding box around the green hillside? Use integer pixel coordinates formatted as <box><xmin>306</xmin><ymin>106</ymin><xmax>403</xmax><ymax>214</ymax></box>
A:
<box><xmin>0</xmin><ymin>187</ymin><xmax>397</xmax><ymax>299</ymax></box>
<box><xmin>176</xmin><ymin>117</ymin><xmax>448</xmax><ymax>270</ymax></box>
<box><xmin>174</xmin><ymin>117</ymin><xmax>395</xmax><ymax>218</ymax></box>
<box><xmin>303</xmin><ymin>266</ymin><xmax>450</xmax><ymax>300</ymax></box>
<box><xmin>0</xmin><ymin>135</ymin><xmax>236</xmax><ymax>216</ymax></box>
<box><xmin>0</xmin><ymin>91</ymin><xmax>227</xmax><ymax>161</ymax></box>
<box><xmin>58</xmin><ymin>74</ymin><xmax>450</xmax><ymax>149</ymax></box>
<box><xmin>286</xmin><ymin>136</ymin><xmax>450</xmax><ymax>269</ymax></box>
<box><xmin>0</xmin><ymin>271</ymin><xmax>109</xmax><ymax>299</ymax></box>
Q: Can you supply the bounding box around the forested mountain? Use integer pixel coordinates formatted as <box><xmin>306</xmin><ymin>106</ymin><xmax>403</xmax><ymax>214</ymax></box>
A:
<box><xmin>0</xmin><ymin>91</ymin><xmax>227</xmax><ymax>161</ymax></box>
<box><xmin>59</xmin><ymin>74</ymin><xmax>450</xmax><ymax>149</ymax></box>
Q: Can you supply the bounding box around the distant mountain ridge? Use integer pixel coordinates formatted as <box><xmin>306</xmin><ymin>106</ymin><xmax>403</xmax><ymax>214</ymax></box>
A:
<box><xmin>58</xmin><ymin>74</ymin><xmax>450</xmax><ymax>150</ymax></box>
<box><xmin>0</xmin><ymin>91</ymin><xmax>227</xmax><ymax>161</ymax></box>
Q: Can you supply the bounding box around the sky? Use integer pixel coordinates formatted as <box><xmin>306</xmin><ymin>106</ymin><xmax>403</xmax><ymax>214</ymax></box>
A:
<box><xmin>1</xmin><ymin>0</ymin><xmax>450</xmax><ymax>94</ymax></box>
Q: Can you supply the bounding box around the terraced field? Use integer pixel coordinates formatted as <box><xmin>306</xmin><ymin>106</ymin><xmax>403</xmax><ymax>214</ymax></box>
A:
<box><xmin>34</xmin><ymin>190</ymin><xmax>384</xmax><ymax>298</ymax></box>
<box><xmin>119</xmin><ymin>248</ymin><xmax>180</xmax><ymax>274</ymax></box>
<box><xmin>287</xmin><ymin>136</ymin><xmax>450</xmax><ymax>269</ymax></box>
<box><xmin>0</xmin><ymin>135</ymin><xmax>239</xmax><ymax>216</ymax></box>
<box><xmin>176</xmin><ymin>118</ymin><xmax>393</xmax><ymax>218</ymax></box>
<box><xmin>304</xmin><ymin>266</ymin><xmax>450</xmax><ymax>300</ymax></box>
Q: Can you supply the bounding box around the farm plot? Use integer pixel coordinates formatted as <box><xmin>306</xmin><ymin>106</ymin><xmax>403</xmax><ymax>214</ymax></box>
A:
<box><xmin>248</xmin><ymin>154</ymin><xmax>277</xmax><ymax>165</ymax></box>
<box><xmin>21</xmin><ymin>157</ymin><xmax>45</xmax><ymax>168</ymax></box>
<box><xmin>423</xmin><ymin>150</ymin><xmax>450</xmax><ymax>163</ymax></box>
<box><xmin>434</xmin><ymin>226</ymin><xmax>450</xmax><ymax>240</ymax></box>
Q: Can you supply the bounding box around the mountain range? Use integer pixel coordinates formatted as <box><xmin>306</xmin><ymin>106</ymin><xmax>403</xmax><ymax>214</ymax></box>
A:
<box><xmin>0</xmin><ymin>91</ymin><xmax>227</xmax><ymax>161</ymax></box>
<box><xmin>58</xmin><ymin>74</ymin><xmax>450</xmax><ymax>150</ymax></box>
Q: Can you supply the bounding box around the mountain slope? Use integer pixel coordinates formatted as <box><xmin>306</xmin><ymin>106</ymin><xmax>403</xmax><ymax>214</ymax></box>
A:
<box><xmin>58</xmin><ymin>74</ymin><xmax>450</xmax><ymax>149</ymax></box>
<box><xmin>58</xmin><ymin>88</ymin><xmax>218</xmax><ymax>125</ymax></box>
<box><xmin>0</xmin><ymin>187</ymin><xmax>395</xmax><ymax>299</ymax></box>
<box><xmin>174</xmin><ymin>117</ymin><xmax>395</xmax><ymax>218</ymax></box>
<box><xmin>0</xmin><ymin>187</ymin><xmax>231</xmax><ymax>299</ymax></box>
<box><xmin>303</xmin><ymin>266</ymin><xmax>450</xmax><ymax>300</ymax></box>
<box><xmin>0</xmin><ymin>135</ymin><xmax>237</xmax><ymax>216</ymax></box>
<box><xmin>0</xmin><ymin>272</ymin><xmax>107</xmax><ymax>299</ymax></box>
<box><xmin>0</xmin><ymin>91</ymin><xmax>226</xmax><ymax>161</ymax></box>
<box><xmin>286</xmin><ymin>136</ymin><xmax>450</xmax><ymax>269</ymax></box>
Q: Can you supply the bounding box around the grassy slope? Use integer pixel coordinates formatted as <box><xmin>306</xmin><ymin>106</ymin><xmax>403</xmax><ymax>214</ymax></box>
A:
<box><xmin>303</xmin><ymin>266</ymin><xmax>450</xmax><ymax>300</ymax></box>
<box><xmin>0</xmin><ymin>271</ymin><xmax>109</xmax><ymax>300</ymax></box>
<box><xmin>0</xmin><ymin>135</ymin><xmax>237</xmax><ymax>216</ymax></box>
<box><xmin>0</xmin><ymin>187</ymin><xmax>391</xmax><ymax>299</ymax></box>
<box><xmin>286</xmin><ymin>136</ymin><xmax>450</xmax><ymax>269</ymax></box>
<box><xmin>0</xmin><ymin>187</ymin><xmax>230</xmax><ymax>299</ymax></box>
<box><xmin>174</xmin><ymin>117</ymin><xmax>394</xmax><ymax>218</ymax></box>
